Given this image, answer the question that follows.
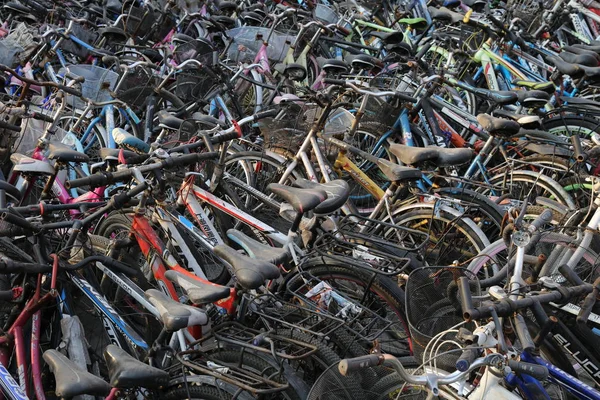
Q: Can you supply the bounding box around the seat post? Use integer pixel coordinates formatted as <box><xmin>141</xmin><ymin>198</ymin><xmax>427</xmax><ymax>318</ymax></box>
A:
<box><xmin>41</xmin><ymin>162</ymin><xmax>61</xmax><ymax>200</ymax></box>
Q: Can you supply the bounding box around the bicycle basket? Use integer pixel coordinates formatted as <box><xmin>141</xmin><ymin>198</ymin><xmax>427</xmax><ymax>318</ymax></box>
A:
<box><xmin>0</xmin><ymin>23</ymin><xmax>40</xmax><ymax>67</ymax></box>
<box><xmin>361</xmin><ymin>96</ymin><xmax>402</xmax><ymax>134</ymax></box>
<box><xmin>258</xmin><ymin>103</ymin><xmax>353</xmax><ymax>153</ymax></box>
<box><xmin>16</xmin><ymin>117</ymin><xmax>68</xmax><ymax>156</ymax></box>
<box><xmin>225</xmin><ymin>27</ymin><xmax>293</xmax><ymax>63</ymax></box>
<box><xmin>174</xmin><ymin>39</ymin><xmax>217</xmax><ymax>66</ymax></box>
<box><xmin>116</xmin><ymin>65</ymin><xmax>156</xmax><ymax>94</ymax></box>
<box><xmin>314</xmin><ymin>4</ymin><xmax>340</xmax><ymax>24</ymax></box>
<box><xmin>58</xmin><ymin>23</ymin><xmax>99</xmax><ymax>59</ymax></box>
<box><xmin>405</xmin><ymin>267</ymin><xmax>480</xmax><ymax>373</ymax></box>
<box><xmin>308</xmin><ymin>361</ymin><xmax>397</xmax><ymax>400</ymax></box>
<box><xmin>58</xmin><ymin>65</ymin><xmax>119</xmax><ymax>109</ymax></box>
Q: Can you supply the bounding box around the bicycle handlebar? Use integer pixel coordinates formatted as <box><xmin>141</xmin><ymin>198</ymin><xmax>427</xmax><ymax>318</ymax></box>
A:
<box><xmin>322</xmin><ymin>79</ymin><xmax>418</xmax><ymax>103</ymax></box>
<box><xmin>0</xmin><ymin>65</ymin><xmax>83</xmax><ymax>97</ymax></box>
<box><xmin>65</xmin><ymin>152</ymin><xmax>219</xmax><ymax>189</ymax></box>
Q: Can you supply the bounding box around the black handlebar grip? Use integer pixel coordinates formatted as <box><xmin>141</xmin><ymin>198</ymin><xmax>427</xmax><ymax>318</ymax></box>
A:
<box><xmin>323</xmin><ymin>78</ymin><xmax>348</xmax><ymax>86</ymax></box>
<box><xmin>528</xmin><ymin>209</ymin><xmax>553</xmax><ymax>232</ymax></box>
<box><xmin>336</xmin><ymin>25</ymin><xmax>351</xmax><ymax>36</ymax></box>
<box><xmin>254</xmin><ymin>109</ymin><xmax>279</xmax><ymax>121</ymax></box>
<box><xmin>394</xmin><ymin>92</ymin><xmax>418</xmax><ymax>104</ymax></box>
<box><xmin>456</xmin><ymin>346</ymin><xmax>479</xmax><ymax>372</ymax></box>
<box><xmin>161</xmin><ymin>152</ymin><xmax>218</xmax><ymax>168</ymax></box>
<box><xmin>508</xmin><ymin>360</ymin><xmax>549</xmax><ymax>380</ymax></box>
<box><xmin>30</xmin><ymin>112</ymin><xmax>54</xmax><ymax>123</ymax></box>
<box><xmin>57</xmin><ymin>84</ymin><xmax>83</xmax><ymax>98</ymax></box>
<box><xmin>577</xmin><ymin>288</ymin><xmax>598</xmax><ymax>325</ymax></box>
<box><xmin>0</xmin><ymin>211</ymin><xmax>35</xmax><ymax>232</ymax></box>
<box><xmin>0</xmin><ymin>290</ymin><xmax>13</xmax><ymax>301</ymax></box>
<box><xmin>570</xmin><ymin>135</ymin><xmax>586</xmax><ymax>163</ymax></box>
<box><xmin>338</xmin><ymin>354</ymin><xmax>384</xmax><ymax>375</ymax></box>
<box><xmin>415</xmin><ymin>41</ymin><xmax>433</xmax><ymax>60</ymax></box>
<box><xmin>457</xmin><ymin>276</ymin><xmax>476</xmax><ymax>320</ymax></box>
<box><xmin>0</xmin><ymin>120</ymin><xmax>21</xmax><ymax>132</ymax></box>
<box><xmin>213</xmin><ymin>131</ymin><xmax>241</xmax><ymax>144</ymax></box>
<box><xmin>558</xmin><ymin>264</ymin><xmax>585</xmax><ymax>286</ymax></box>
<box><xmin>0</xmin><ymin>260</ymin><xmax>50</xmax><ymax>274</ymax></box>
<box><xmin>65</xmin><ymin>173</ymin><xmax>109</xmax><ymax>189</ymax></box>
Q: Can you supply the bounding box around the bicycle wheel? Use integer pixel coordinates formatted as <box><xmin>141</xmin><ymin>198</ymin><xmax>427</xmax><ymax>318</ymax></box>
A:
<box><xmin>291</xmin><ymin>257</ymin><xmax>412</xmax><ymax>358</ymax></box>
<box><xmin>384</xmin><ymin>204</ymin><xmax>489</xmax><ymax>266</ymax></box>
<box><xmin>163</xmin><ymin>384</ymin><xmax>234</xmax><ymax>400</ymax></box>
<box><xmin>475</xmin><ymin>170</ymin><xmax>576</xmax><ymax>210</ymax></box>
<box><xmin>467</xmin><ymin>233</ymin><xmax>600</xmax><ymax>281</ymax></box>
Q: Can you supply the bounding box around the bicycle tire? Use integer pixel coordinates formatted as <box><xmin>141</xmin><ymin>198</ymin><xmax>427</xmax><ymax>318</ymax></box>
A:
<box><xmin>292</xmin><ymin>257</ymin><xmax>413</xmax><ymax>357</ymax></box>
<box><xmin>384</xmin><ymin>205</ymin><xmax>489</xmax><ymax>266</ymax></box>
<box><xmin>163</xmin><ymin>384</ymin><xmax>234</xmax><ymax>400</ymax></box>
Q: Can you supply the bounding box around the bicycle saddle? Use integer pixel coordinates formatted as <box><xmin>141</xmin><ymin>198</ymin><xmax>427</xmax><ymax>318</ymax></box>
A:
<box><xmin>47</xmin><ymin>143</ymin><xmax>90</xmax><ymax>164</ymax></box>
<box><xmin>460</xmin><ymin>0</ymin><xmax>486</xmax><ymax>11</ymax></box>
<box><xmin>492</xmin><ymin>110</ymin><xmax>541</xmax><ymax>128</ymax></box>
<box><xmin>511</xmin><ymin>79</ymin><xmax>555</xmax><ymax>94</ymax></box>
<box><xmin>226</xmin><ymin>229</ymin><xmax>291</xmax><ymax>265</ymax></box>
<box><xmin>4</xmin><ymin>2</ymin><xmax>32</xmax><ymax>13</ymax></box>
<box><xmin>513</xmin><ymin>89</ymin><xmax>550</xmax><ymax>108</ymax></box>
<box><xmin>389</xmin><ymin>144</ymin><xmax>474</xmax><ymax>167</ymax></box>
<box><xmin>559</xmin><ymin>95</ymin><xmax>600</xmax><ymax>109</ymax></box>
<box><xmin>104</xmin><ymin>345</ymin><xmax>168</xmax><ymax>389</ymax></box>
<box><xmin>113</xmin><ymin>128</ymin><xmax>151</xmax><ymax>154</ymax></box>
<box><xmin>157</xmin><ymin>110</ymin><xmax>186</xmax><ymax>130</ymax></box>
<box><xmin>106</xmin><ymin>0</ymin><xmax>123</xmax><ymax>14</ymax></box>
<box><xmin>11</xmin><ymin>154</ymin><xmax>55</xmax><ymax>175</ymax></box>
<box><xmin>267</xmin><ymin>183</ymin><xmax>327</xmax><ymax>214</ymax></box>
<box><xmin>43</xmin><ymin>350</ymin><xmax>111</xmax><ymax>398</ymax></box>
<box><xmin>240</xmin><ymin>11</ymin><xmax>264</xmax><ymax>25</ymax></box>
<box><xmin>317</xmin><ymin>57</ymin><xmax>349</xmax><ymax>74</ymax></box>
<box><xmin>145</xmin><ymin>289</ymin><xmax>208</xmax><ymax>332</ymax></box>
<box><xmin>427</xmin><ymin>6</ymin><xmax>464</xmax><ymax>23</ymax></box>
<box><xmin>369</xmin><ymin>31</ymin><xmax>405</xmax><ymax>45</ymax></box>
<box><xmin>191</xmin><ymin>112</ymin><xmax>227</xmax><ymax>129</ymax></box>
<box><xmin>141</xmin><ymin>48</ymin><xmax>163</xmax><ymax>63</ymax></box>
<box><xmin>0</xmin><ymin>180</ymin><xmax>22</xmax><ymax>201</ymax></box>
<box><xmin>215</xmin><ymin>0</ymin><xmax>238</xmax><ymax>12</ymax></box>
<box><xmin>99</xmin><ymin>148</ymin><xmax>148</xmax><ymax>164</ymax></box>
<box><xmin>476</xmin><ymin>114</ymin><xmax>521</xmax><ymax>138</ymax></box>
<box><xmin>572</xmin><ymin>43</ymin><xmax>600</xmax><ymax>55</ymax></box>
<box><xmin>579</xmin><ymin>65</ymin><xmax>600</xmax><ymax>80</ymax></box>
<box><xmin>546</xmin><ymin>56</ymin><xmax>584</xmax><ymax>79</ymax></box>
<box><xmin>348</xmin><ymin>54</ymin><xmax>383</xmax><ymax>71</ymax></box>
<box><xmin>172</xmin><ymin>33</ymin><xmax>195</xmax><ymax>44</ymax></box>
<box><xmin>471</xmin><ymin>87</ymin><xmax>518</xmax><ymax>105</ymax></box>
<box><xmin>212</xmin><ymin>16</ymin><xmax>236</xmax><ymax>28</ymax></box>
<box><xmin>292</xmin><ymin>178</ymin><xmax>350</xmax><ymax>214</ymax></box>
<box><xmin>559</xmin><ymin>51</ymin><xmax>598</xmax><ymax>67</ymax></box>
<box><xmin>213</xmin><ymin>244</ymin><xmax>280</xmax><ymax>290</ymax></box>
<box><xmin>164</xmin><ymin>270</ymin><xmax>231</xmax><ymax>304</ymax></box>
<box><xmin>377</xmin><ymin>158</ymin><xmax>423</xmax><ymax>181</ymax></box>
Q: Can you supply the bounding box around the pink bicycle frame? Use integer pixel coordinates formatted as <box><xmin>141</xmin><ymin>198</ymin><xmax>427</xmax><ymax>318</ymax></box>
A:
<box><xmin>0</xmin><ymin>255</ymin><xmax>59</xmax><ymax>400</ymax></box>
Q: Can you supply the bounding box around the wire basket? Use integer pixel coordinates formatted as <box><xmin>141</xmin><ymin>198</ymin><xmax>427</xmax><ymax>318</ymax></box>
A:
<box><xmin>405</xmin><ymin>267</ymin><xmax>480</xmax><ymax>372</ymax></box>
<box><xmin>58</xmin><ymin>23</ymin><xmax>99</xmax><ymax>59</ymax></box>
<box><xmin>246</xmin><ymin>293</ymin><xmax>346</xmax><ymax>339</ymax></box>
<box><xmin>15</xmin><ymin>107</ymin><xmax>68</xmax><ymax>155</ymax></box>
<box><xmin>212</xmin><ymin>321</ymin><xmax>318</xmax><ymax>360</ymax></box>
<box><xmin>361</xmin><ymin>96</ymin><xmax>403</xmax><ymax>133</ymax></box>
<box><xmin>225</xmin><ymin>27</ymin><xmax>293</xmax><ymax>63</ymax></box>
<box><xmin>258</xmin><ymin>103</ymin><xmax>353</xmax><ymax>153</ymax></box>
<box><xmin>58</xmin><ymin>65</ymin><xmax>119</xmax><ymax>109</ymax></box>
<box><xmin>506</xmin><ymin>0</ymin><xmax>550</xmax><ymax>33</ymax></box>
<box><xmin>116</xmin><ymin>65</ymin><xmax>157</xmax><ymax>94</ymax></box>
<box><xmin>314</xmin><ymin>4</ymin><xmax>340</xmax><ymax>24</ymax></box>
<box><xmin>174</xmin><ymin>39</ymin><xmax>216</xmax><ymax>66</ymax></box>
<box><xmin>287</xmin><ymin>272</ymin><xmax>393</xmax><ymax>342</ymax></box>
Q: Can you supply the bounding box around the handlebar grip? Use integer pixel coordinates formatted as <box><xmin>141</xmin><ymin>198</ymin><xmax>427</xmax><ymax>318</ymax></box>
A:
<box><xmin>456</xmin><ymin>346</ymin><xmax>479</xmax><ymax>372</ymax></box>
<box><xmin>30</xmin><ymin>112</ymin><xmax>54</xmax><ymax>123</ymax></box>
<box><xmin>66</xmin><ymin>172</ymin><xmax>113</xmax><ymax>189</ymax></box>
<box><xmin>339</xmin><ymin>354</ymin><xmax>384</xmax><ymax>375</ymax></box>
<box><xmin>336</xmin><ymin>25</ymin><xmax>351</xmax><ymax>36</ymax></box>
<box><xmin>213</xmin><ymin>131</ymin><xmax>241</xmax><ymax>143</ymax></box>
<box><xmin>0</xmin><ymin>211</ymin><xmax>36</xmax><ymax>232</ymax></box>
<box><xmin>0</xmin><ymin>120</ymin><xmax>21</xmax><ymax>132</ymax></box>
<box><xmin>161</xmin><ymin>152</ymin><xmax>218</xmax><ymax>168</ymax></box>
<box><xmin>0</xmin><ymin>259</ymin><xmax>50</xmax><ymax>274</ymax></box>
<box><xmin>577</xmin><ymin>288</ymin><xmax>598</xmax><ymax>325</ymax></box>
<box><xmin>570</xmin><ymin>135</ymin><xmax>586</xmax><ymax>163</ymax></box>
<box><xmin>508</xmin><ymin>360</ymin><xmax>549</xmax><ymax>380</ymax></box>
<box><xmin>109</xmin><ymin>182</ymin><xmax>148</xmax><ymax>210</ymax></box>
<box><xmin>254</xmin><ymin>109</ymin><xmax>278</xmax><ymax>121</ymax></box>
<box><xmin>323</xmin><ymin>78</ymin><xmax>348</xmax><ymax>86</ymax></box>
<box><xmin>394</xmin><ymin>92</ymin><xmax>418</xmax><ymax>104</ymax></box>
<box><xmin>102</xmin><ymin>55</ymin><xmax>120</xmax><ymax>65</ymax></box>
<box><xmin>57</xmin><ymin>84</ymin><xmax>83</xmax><ymax>98</ymax></box>
<box><xmin>0</xmin><ymin>290</ymin><xmax>13</xmax><ymax>301</ymax></box>
<box><xmin>558</xmin><ymin>264</ymin><xmax>585</xmax><ymax>286</ymax></box>
<box><xmin>528</xmin><ymin>209</ymin><xmax>553</xmax><ymax>232</ymax></box>
<box><xmin>457</xmin><ymin>276</ymin><xmax>476</xmax><ymax>320</ymax></box>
